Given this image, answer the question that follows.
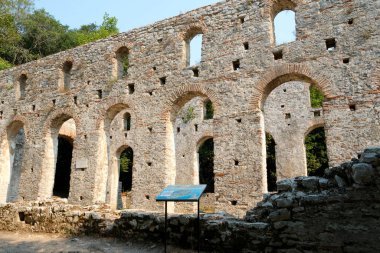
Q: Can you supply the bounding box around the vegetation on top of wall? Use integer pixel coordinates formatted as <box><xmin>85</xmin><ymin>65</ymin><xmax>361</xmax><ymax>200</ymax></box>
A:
<box><xmin>0</xmin><ymin>0</ymin><xmax>119</xmax><ymax>69</ymax></box>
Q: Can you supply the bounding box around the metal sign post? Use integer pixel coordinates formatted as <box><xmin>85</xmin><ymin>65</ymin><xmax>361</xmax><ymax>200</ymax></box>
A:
<box><xmin>156</xmin><ymin>185</ymin><xmax>207</xmax><ymax>253</ymax></box>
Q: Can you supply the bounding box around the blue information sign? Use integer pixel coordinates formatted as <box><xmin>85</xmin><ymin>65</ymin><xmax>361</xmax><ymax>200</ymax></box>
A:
<box><xmin>156</xmin><ymin>185</ymin><xmax>207</xmax><ymax>202</ymax></box>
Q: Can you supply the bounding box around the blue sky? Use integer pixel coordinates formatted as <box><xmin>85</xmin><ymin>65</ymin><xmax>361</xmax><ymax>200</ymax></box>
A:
<box><xmin>34</xmin><ymin>0</ymin><xmax>220</xmax><ymax>32</ymax></box>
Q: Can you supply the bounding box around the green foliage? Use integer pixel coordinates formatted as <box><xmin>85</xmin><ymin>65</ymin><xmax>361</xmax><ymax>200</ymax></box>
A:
<box><xmin>266</xmin><ymin>133</ymin><xmax>277</xmax><ymax>192</ymax></box>
<box><xmin>0</xmin><ymin>57</ymin><xmax>13</xmax><ymax>70</ymax></box>
<box><xmin>182</xmin><ymin>106</ymin><xmax>195</xmax><ymax>123</ymax></box>
<box><xmin>119</xmin><ymin>147</ymin><xmax>133</xmax><ymax>192</ymax></box>
<box><xmin>71</xmin><ymin>13</ymin><xmax>118</xmax><ymax>46</ymax></box>
<box><xmin>20</xmin><ymin>9</ymin><xmax>74</xmax><ymax>58</ymax></box>
<box><xmin>122</xmin><ymin>53</ymin><xmax>129</xmax><ymax>76</ymax></box>
<box><xmin>205</xmin><ymin>100</ymin><xmax>214</xmax><ymax>119</ymax></box>
<box><xmin>305</xmin><ymin>127</ymin><xmax>329</xmax><ymax>176</ymax></box>
<box><xmin>198</xmin><ymin>138</ymin><xmax>214</xmax><ymax>193</ymax></box>
<box><xmin>0</xmin><ymin>1</ymin><xmax>119</xmax><ymax>67</ymax></box>
<box><xmin>120</xmin><ymin>152</ymin><xmax>130</xmax><ymax>173</ymax></box>
<box><xmin>310</xmin><ymin>85</ymin><xmax>324</xmax><ymax>108</ymax></box>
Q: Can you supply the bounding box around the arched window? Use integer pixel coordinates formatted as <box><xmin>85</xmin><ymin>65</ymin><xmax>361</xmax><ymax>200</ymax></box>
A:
<box><xmin>271</xmin><ymin>0</ymin><xmax>297</xmax><ymax>46</ymax></box>
<box><xmin>123</xmin><ymin>112</ymin><xmax>131</xmax><ymax>131</ymax></box>
<box><xmin>198</xmin><ymin>138</ymin><xmax>214</xmax><ymax>193</ymax></box>
<box><xmin>115</xmin><ymin>47</ymin><xmax>129</xmax><ymax>79</ymax></box>
<box><xmin>62</xmin><ymin>61</ymin><xmax>73</xmax><ymax>91</ymax></box>
<box><xmin>18</xmin><ymin>74</ymin><xmax>27</xmax><ymax>99</ymax></box>
<box><xmin>204</xmin><ymin>99</ymin><xmax>214</xmax><ymax>120</ymax></box>
<box><xmin>186</xmin><ymin>33</ymin><xmax>203</xmax><ymax>67</ymax></box>
<box><xmin>266</xmin><ymin>133</ymin><xmax>277</xmax><ymax>192</ymax></box>
<box><xmin>274</xmin><ymin>10</ymin><xmax>296</xmax><ymax>45</ymax></box>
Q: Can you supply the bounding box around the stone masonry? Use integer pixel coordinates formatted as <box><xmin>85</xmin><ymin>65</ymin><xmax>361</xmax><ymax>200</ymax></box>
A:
<box><xmin>0</xmin><ymin>0</ymin><xmax>379</xmax><ymax>216</ymax></box>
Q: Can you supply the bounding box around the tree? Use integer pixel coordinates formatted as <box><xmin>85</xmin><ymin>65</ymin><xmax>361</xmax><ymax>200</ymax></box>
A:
<box><xmin>0</xmin><ymin>0</ymin><xmax>33</xmax><ymax>22</ymax></box>
<box><xmin>0</xmin><ymin>2</ymin><xmax>119</xmax><ymax>69</ymax></box>
<box><xmin>71</xmin><ymin>13</ymin><xmax>119</xmax><ymax>46</ymax></box>
<box><xmin>20</xmin><ymin>9</ymin><xmax>75</xmax><ymax>58</ymax></box>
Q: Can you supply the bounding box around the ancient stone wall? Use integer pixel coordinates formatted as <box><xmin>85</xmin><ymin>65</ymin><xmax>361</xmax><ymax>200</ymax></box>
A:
<box><xmin>0</xmin><ymin>0</ymin><xmax>378</xmax><ymax>216</ymax></box>
<box><xmin>0</xmin><ymin>146</ymin><xmax>379</xmax><ymax>252</ymax></box>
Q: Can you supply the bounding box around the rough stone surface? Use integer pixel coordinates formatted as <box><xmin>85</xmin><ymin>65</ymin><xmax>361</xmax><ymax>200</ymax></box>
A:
<box><xmin>0</xmin><ymin>0</ymin><xmax>379</xmax><ymax>217</ymax></box>
<box><xmin>352</xmin><ymin>163</ymin><xmax>375</xmax><ymax>185</ymax></box>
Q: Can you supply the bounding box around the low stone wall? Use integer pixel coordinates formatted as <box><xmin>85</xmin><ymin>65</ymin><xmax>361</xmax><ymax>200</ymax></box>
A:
<box><xmin>1</xmin><ymin>147</ymin><xmax>380</xmax><ymax>252</ymax></box>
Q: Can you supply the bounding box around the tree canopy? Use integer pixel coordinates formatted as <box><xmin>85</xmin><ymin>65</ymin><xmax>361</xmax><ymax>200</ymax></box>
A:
<box><xmin>0</xmin><ymin>0</ymin><xmax>119</xmax><ymax>69</ymax></box>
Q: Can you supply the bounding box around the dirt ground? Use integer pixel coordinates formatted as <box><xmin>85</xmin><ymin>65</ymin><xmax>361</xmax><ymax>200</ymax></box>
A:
<box><xmin>0</xmin><ymin>231</ymin><xmax>200</xmax><ymax>253</ymax></box>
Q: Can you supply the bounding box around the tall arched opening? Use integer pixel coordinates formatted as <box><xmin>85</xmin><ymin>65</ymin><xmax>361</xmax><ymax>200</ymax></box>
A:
<box><xmin>0</xmin><ymin>121</ymin><xmax>25</xmax><ymax>203</ymax></box>
<box><xmin>52</xmin><ymin>136</ymin><xmax>73</xmax><ymax>198</ymax></box>
<box><xmin>39</xmin><ymin>116</ymin><xmax>76</xmax><ymax>200</ymax></box>
<box><xmin>117</xmin><ymin>146</ymin><xmax>133</xmax><ymax>209</ymax></box>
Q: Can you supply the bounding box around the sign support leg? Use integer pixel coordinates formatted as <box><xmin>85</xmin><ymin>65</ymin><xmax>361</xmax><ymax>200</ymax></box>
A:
<box><xmin>198</xmin><ymin>199</ymin><xmax>200</xmax><ymax>253</ymax></box>
<box><xmin>165</xmin><ymin>201</ymin><xmax>167</xmax><ymax>253</ymax></box>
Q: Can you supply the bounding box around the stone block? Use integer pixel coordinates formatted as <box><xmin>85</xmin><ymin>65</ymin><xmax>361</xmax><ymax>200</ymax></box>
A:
<box><xmin>352</xmin><ymin>163</ymin><xmax>375</xmax><ymax>185</ymax></box>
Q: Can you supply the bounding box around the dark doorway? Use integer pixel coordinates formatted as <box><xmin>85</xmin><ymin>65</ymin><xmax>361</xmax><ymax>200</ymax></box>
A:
<box><xmin>305</xmin><ymin>127</ymin><xmax>329</xmax><ymax>177</ymax></box>
<box><xmin>199</xmin><ymin>138</ymin><xmax>214</xmax><ymax>193</ymax></box>
<box><xmin>266</xmin><ymin>133</ymin><xmax>277</xmax><ymax>192</ymax></box>
<box><xmin>53</xmin><ymin>136</ymin><xmax>73</xmax><ymax>198</ymax></box>
<box><xmin>119</xmin><ymin>147</ymin><xmax>133</xmax><ymax>192</ymax></box>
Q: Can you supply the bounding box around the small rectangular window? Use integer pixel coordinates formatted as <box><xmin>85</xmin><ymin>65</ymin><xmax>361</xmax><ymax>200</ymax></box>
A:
<box><xmin>285</xmin><ymin>113</ymin><xmax>291</xmax><ymax>119</ymax></box>
<box><xmin>273</xmin><ymin>49</ymin><xmax>283</xmax><ymax>60</ymax></box>
<box><xmin>343</xmin><ymin>58</ymin><xmax>350</xmax><ymax>64</ymax></box>
<box><xmin>159</xmin><ymin>77</ymin><xmax>167</xmax><ymax>85</ymax></box>
<box><xmin>97</xmin><ymin>90</ymin><xmax>103</xmax><ymax>99</ymax></box>
<box><xmin>243</xmin><ymin>42</ymin><xmax>249</xmax><ymax>50</ymax></box>
<box><xmin>128</xmin><ymin>83</ymin><xmax>135</xmax><ymax>94</ymax></box>
<box><xmin>192</xmin><ymin>67</ymin><xmax>199</xmax><ymax>77</ymax></box>
<box><xmin>314</xmin><ymin>111</ymin><xmax>321</xmax><ymax>117</ymax></box>
<box><xmin>349</xmin><ymin>104</ymin><xmax>356</xmax><ymax>111</ymax></box>
<box><xmin>233</xmin><ymin>60</ymin><xmax>240</xmax><ymax>71</ymax></box>
<box><xmin>325</xmin><ymin>38</ymin><xmax>336</xmax><ymax>51</ymax></box>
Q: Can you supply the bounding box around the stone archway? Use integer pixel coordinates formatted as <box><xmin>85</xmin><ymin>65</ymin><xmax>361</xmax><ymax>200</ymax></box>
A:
<box><xmin>39</xmin><ymin>113</ymin><xmax>77</xmax><ymax>200</ymax></box>
<box><xmin>0</xmin><ymin>120</ymin><xmax>26</xmax><ymax>203</ymax></box>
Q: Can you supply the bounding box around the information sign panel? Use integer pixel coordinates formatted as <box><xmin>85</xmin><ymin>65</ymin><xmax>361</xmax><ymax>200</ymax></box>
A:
<box><xmin>156</xmin><ymin>185</ymin><xmax>207</xmax><ymax>202</ymax></box>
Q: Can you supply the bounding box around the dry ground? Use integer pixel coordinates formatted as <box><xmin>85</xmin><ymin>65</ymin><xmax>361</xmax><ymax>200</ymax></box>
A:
<box><xmin>0</xmin><ymin>231</ymin><xmax>201</xmax><ymax>253</ymax></box>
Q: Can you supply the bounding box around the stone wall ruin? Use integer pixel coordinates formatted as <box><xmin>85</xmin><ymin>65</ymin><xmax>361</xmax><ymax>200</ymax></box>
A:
<box><xmin>0</xmin><ymin>0</ymin><xmax>379</xmax><ymax>216</ymax></box>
